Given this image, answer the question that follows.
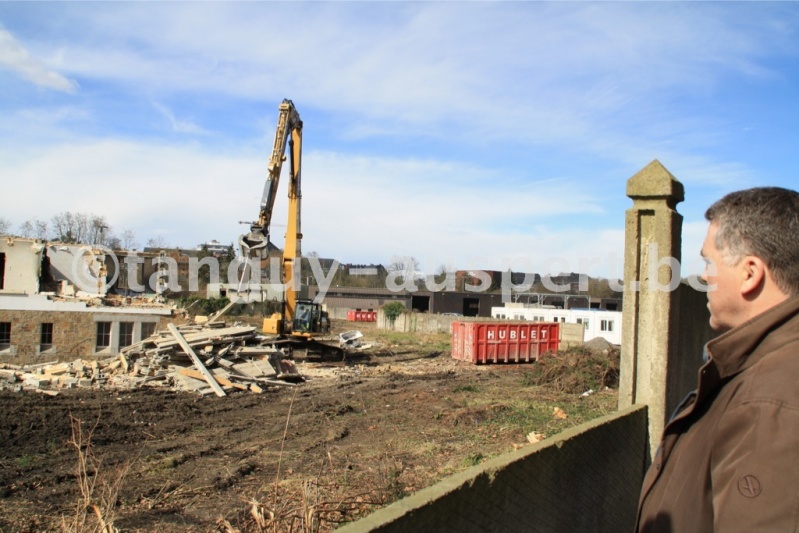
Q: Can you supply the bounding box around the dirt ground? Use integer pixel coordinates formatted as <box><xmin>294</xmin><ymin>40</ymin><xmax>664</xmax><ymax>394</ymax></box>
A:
<box><xmin>0</xmin><ymin>322</ymin><xmax>618</xmax><ymax>533</ymax></box>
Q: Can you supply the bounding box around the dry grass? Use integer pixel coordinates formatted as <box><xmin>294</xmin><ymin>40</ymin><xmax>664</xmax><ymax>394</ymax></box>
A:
<box><xmin>226</xmin><ymin>388</ymin><xmax>405</xmax><ymax>533</ymax></box>
<box><xmin>60</xmin><ymin>415</ymin><xmax>134</xmax><ymax>533</ymax></box>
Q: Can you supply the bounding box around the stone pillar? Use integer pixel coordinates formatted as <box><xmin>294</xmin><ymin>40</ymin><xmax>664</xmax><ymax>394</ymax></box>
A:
<box><xmin>618</xmin><ymin>160</ymin><xmax>684</xmax><ymax>462</ymax></box>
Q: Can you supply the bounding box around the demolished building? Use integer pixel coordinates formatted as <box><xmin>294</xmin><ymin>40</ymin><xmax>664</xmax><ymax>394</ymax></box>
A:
<box><xmin>0</xmin><ymin>237</ymin><xmax>309</xmax><ymax>395</ymax></box>
<box><xmin>0</xmin><ymin>237</ymin><xmax>173</xmax><ymax>361</ymax></box>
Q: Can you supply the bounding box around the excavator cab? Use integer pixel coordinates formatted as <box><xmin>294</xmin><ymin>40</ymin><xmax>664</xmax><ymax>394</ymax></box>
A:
<box><xmin>262</xmin><ymin>300</ymin><xmax>329</xmax><ymax>337</ymax></box>
<box><xmin>291</xmin><ymin>300</ymin><xmax>329</xmax><ymax>337</ymax></box>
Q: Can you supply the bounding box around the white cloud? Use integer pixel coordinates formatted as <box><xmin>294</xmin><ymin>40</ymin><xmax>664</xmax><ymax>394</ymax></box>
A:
<box><xmin>6</xmin><ymin>2</ymin><xmax>788</xmax><ymax>166</ymax></box>
<box><xmin>681</xmin><ymin>219</ymin><xmax>711</xmax><ymax>278</ymax></box>
<box><xmin>0</xmin><ymin>106</ymin><xmax>92</xmax><ymax>145</ymax></box>
<box><xmin>0</xmin><ymin>28</ymin><xmax>78</xmax><ymax>92</ymax></box>
<box><xmin>296</xmin><ymin>151</ymin><xmax>620</xmax><ymax>273</ymax></box>
<box><xmin>18</xmin><ymin>1</ymin><xmax>788</xmax><ymax>186</ymax></box>
<box><xmin>0</xmin><ymin>137</ymin><xmax>627</xmax><ymax>276</ymax></box>
<box><xmin>0</xmin><ymin>139</ymin><xmax>259</xmax><ymax>245</ymax></box>
<box><xmin>1</xmin><ymin>2</ymin><xmax>796</xmax><ymax>279</ymax></box>
<box><xmin>152</xmin><ymin>102</ymin><xmax>209</xmax><ymax>135</ymax></box>
<box><xmin>33</xmin><ymin>4</ymin><xmax>787</xmax><ymax>124</ymax></box>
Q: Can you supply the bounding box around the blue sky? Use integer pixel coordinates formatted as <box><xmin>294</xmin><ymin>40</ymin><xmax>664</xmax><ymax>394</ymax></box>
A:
<box><xmin>1</xmin><ymin>2</ymin><xmax>798</xmax><ymax>279</ymax></box>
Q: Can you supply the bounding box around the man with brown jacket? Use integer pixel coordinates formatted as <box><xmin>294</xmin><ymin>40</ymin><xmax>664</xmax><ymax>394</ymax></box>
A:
<box><xmin>637</xmin><ymin>187</ymin><xmax>799</xmax><ymax>532</ymax></box>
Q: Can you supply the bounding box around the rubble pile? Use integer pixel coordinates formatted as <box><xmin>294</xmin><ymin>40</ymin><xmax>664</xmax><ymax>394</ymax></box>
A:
<box><xmin>0</xmin><ymin>322</ymin><xmax>304</xmax><ymax>397</ymax></box>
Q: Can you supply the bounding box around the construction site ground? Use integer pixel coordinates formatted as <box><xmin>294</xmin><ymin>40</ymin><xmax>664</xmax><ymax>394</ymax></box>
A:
<box><xmin>0</xmin><ymin>320</ymin><xmax>619</xmax><ymax>533</ymax></box>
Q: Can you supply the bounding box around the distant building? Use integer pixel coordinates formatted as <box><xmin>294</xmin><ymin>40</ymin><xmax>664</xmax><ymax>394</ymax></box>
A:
<box><xmin>198</xmin><ymin>240</ymin><xmax>233</xmax><ymax>256</ymax></box>
<box><xmin>491</xmin><ymin>304</ymin><xmax>622</xmax><ymax>345</ymax></box>
<box><xmin>306</xmin><ymin>286</ymin><xmax>506</xmax><ymax>319</ymax></box>
<box><xmin>509</xmin><ymin>293</ymin><xmax>622</xmax><ymax>311</ymax></box>
<box><xmin>342</xmin><ymin>263</ymin><xmax>387</xmax><ymax>277</ymax></box>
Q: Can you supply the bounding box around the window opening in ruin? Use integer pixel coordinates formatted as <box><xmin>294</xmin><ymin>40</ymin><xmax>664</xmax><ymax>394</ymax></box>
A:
<box><xmin>119</xmin><ymin>322</ymin><xmax>134</xmax><ymax>348</ymax></box>
<box><xmin>141</xmin><ymin>322</ymin><xmax>156</xmax><ymax>340</ymax></box>
<box><xmin>0</xmin><ymin>322</ymin><xmax>10</xmax><ymax>346</ymax></box>
<box><xmin>40</xmin><ymin>323</ymin><xmax>53</xmax><ymax>350</ymax></box>
<box><xmin>96</xmin><ymin>322</ymin><xmax>111</xmax><ymax>349</ymax></box>
<box><xmin>0</xmin><ymin>253</ymin><xmax>5</xmax><ymax>289</ymax></box>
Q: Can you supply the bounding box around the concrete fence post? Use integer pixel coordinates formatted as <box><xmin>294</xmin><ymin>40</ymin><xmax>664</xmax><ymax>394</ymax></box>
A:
<box><xmin>618</xmin><ymin>160</ymin><xmax>684</xmax><ymax>463</ymax></box>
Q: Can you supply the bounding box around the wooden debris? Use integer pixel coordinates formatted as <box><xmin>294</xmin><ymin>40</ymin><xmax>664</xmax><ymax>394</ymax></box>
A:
<box><xmin>217</xmin><ymin>357</ymin><xmax>235</xmax><ymax>368</ymax></box>
<box><xmin>168</xmin><ymin>324</ymin><xmax>226</xmax><ymax>397</ymax></box>
<box><xmin>178</xmin><ymin>367</ymin><xmax>249</xmax><ymax>392</ymax></box>
<box><xmin>0</xmin><ymin>319</ymin><xmax>309</xmax><ymax>397</ymax></box>
<box><xmin>232</xmin><ymin>361</ymin><xmax>276</xmax><ymax>380</ymax></box>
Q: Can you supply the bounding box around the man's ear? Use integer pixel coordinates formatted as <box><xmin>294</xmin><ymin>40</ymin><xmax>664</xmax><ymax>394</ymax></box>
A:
<box><xmin>740</xmin><ymin>256</ymin><xmax>766</xmax><ymax>296</ymax></box>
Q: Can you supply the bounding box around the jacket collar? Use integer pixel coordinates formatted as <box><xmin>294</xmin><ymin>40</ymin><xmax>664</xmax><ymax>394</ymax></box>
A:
<box><xmin>705</xmin><ymin>294</ymin><xmax>799</xmax><ymax>379</ymax></box>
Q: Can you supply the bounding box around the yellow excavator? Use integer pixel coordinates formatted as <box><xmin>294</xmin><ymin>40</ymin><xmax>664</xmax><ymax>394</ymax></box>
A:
<box><xmin>239</xmin><ymin>99</ymin><xmax>331</xmax><ymax>347</ymax></box>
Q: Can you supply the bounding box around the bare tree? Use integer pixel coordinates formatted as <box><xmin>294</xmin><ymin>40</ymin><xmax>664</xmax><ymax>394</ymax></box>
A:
<box><xmin>88</xmin><ymin>216</ymin><xmax>111</xmax><ymax>245</ymax></box>
<box><xmin>387</xmin><ymin>256</ymin><xmax>421</xmax><ymax>288</ymax></box>
<box><xmin>16</xmin><ymin>218</ymin><xmax>49</xmax><ymax>239</ymax></box>
<box><xmin>50</xmin><ymin>212</ymin><xmax>111</xmax><ymax>244</ymax></box>
<box><xmin>388</xmin><ymin>256</ymin><xmax>420</xmax><ymax>275</ymax></box>
<box><xmin>33</xmin><ymin>218</ymin><xmax>49</xmax><ymax>240</ymax></box>
<box><xmin>17</xmin><ymin>220</ymin><xmax>33</xmax><ymax>238</ymax></box>
<box><xmin>51</xmin><ymin>212</ymin><xmax>84</xmax><ymax>243</ymax></box>
<box><xmin>120</xmin><ymin>229</ymin><xmax>139</xmax><ymax>250</ymax></box>
<box><xmin>146</xmin><ymin>236</ymin><xmax>169</xmax><ymax>250</ymax></box>
<box><xmin>10</xmin><ymin>213</ymin><xmax>137</xmax><ymax>246</ymax></box>
<box><xmin>105</xmin><ymin>233</ymin><xmax>122</xmax><ymax>250</ymax></box>
<box><xmin>433</xmin><ymin>263</ymin><xmax>454</xmax><ymax>284</ymax></box>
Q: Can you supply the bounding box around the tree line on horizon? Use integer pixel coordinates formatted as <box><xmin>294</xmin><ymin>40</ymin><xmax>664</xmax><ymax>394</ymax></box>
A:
<box><xmin>0</xmin><ymin>215</ymin><xmax>622</xmax><ymax>299</ymax></box>
<box><xmin>0</xmin><ymin>212</ymin><xmax>166</xmax><ymax>251</ymax></box>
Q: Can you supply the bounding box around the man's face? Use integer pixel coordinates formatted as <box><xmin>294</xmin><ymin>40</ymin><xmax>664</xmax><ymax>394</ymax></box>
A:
<box><xmin>700</xmin><ymin>222</ymin><xmax>744</xmax><ymax>332</ymax></box>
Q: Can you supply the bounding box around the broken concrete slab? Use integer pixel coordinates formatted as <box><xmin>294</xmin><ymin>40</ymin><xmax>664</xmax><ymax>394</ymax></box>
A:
<box><xmin>1</xmin><ymin>319</ymin><xmax>318</xmax><ymax>396</ymax></box>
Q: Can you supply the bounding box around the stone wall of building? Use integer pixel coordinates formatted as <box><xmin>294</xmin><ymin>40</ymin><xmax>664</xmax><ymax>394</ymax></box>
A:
<box><xmin>0</xmin><ymin>309</ymin><xmax>173</xmax><ymax>364</ymax></box>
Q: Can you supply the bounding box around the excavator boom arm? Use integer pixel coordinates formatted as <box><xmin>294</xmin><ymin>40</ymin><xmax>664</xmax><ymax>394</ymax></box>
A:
<box><xmin>258</xmin><ymin>100</ymin><xmax>302</xmax><ymax>232</ymax></box>
<box><xmin>282</xmin><ymin>104</ymin><xmax>303</xmax><ymax>325</ymax></box>
<box><xmin>239</xmin><ymin>99</ymin><xmax>302</xmax><ymax>259</ymax></box>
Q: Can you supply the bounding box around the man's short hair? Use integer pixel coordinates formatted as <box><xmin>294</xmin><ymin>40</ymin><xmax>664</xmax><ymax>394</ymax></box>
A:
<box><xmin>705</xmin><ymin>187</ymin><xmax>799</xmax><ymax>296</ymax></box>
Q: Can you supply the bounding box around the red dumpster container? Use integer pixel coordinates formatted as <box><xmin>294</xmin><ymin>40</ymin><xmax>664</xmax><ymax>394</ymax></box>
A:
<box><xmin>451</xmin><ymin>321</ymin><xmax>559</xmax><ymax>364</ymax></box>
<box><xmin>347</xmin><ymin>310</ymin><xmax>356</xmax><ymax>321</ymax></box>
<box><xmin>451</xmin><ymin>321</ymin><xmax>466</xmax><ymax>360</ymax></box>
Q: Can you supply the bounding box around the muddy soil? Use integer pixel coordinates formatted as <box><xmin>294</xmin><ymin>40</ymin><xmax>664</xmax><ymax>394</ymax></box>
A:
<box><xmin>0</xmin><ymin>324</ymin><xmax>617</xmax><ymax>532</ymax></box>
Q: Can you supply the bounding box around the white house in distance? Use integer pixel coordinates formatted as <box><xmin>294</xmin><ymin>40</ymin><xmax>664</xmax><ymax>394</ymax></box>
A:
<box><xmin>491</xmin><ymin>304</ymin><xmax>622</xmax><ymax>345</ymax></box>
